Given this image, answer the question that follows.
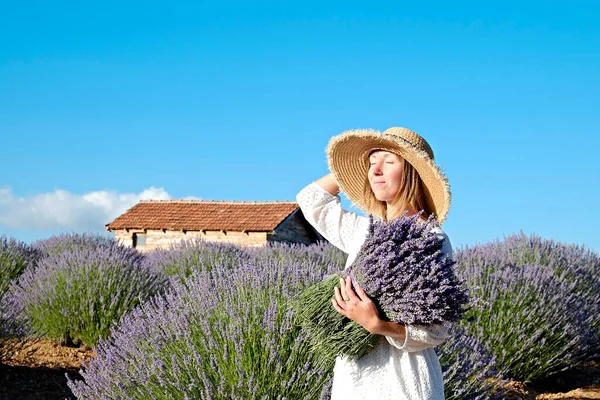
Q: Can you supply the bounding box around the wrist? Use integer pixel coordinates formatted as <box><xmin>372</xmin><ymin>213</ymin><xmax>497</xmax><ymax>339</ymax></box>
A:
<box><xmin>368</xmin><ymin>319</ymin><xmax>406</xmax><ymax>340</ymax></box>
<box><xmin>366</xmin><ymin>317</ymin><xmax>384</xmax><ymax>335</ymax></box>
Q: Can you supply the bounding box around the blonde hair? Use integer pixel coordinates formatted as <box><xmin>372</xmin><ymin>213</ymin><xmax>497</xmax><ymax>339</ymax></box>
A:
<box><xmin>362</xmin><ymin>154</ymin><xmax>434</xmax><ymax>221</ymax></box>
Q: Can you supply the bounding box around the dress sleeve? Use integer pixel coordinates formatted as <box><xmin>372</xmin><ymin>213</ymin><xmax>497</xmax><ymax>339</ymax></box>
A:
<box><xmin>386</xmin><ymin>322</ymin><xmax>452</xmax><ymax>352</ymax></box>
<box><xmin>296</xmin><ymin>182</ymin><xmax>369</xmax><ymax>254</ymax></box>
<box><xmin>386</xmin><ymin>228</ymin><xmax>455</xmax><ymax>352</ymax></box>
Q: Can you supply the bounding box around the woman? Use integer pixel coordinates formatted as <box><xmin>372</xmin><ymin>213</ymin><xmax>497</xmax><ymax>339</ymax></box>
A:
<box><xmin>296</xmin><ymin>127</ymin><xmax>454</xmax><ymax>399</ymax></box>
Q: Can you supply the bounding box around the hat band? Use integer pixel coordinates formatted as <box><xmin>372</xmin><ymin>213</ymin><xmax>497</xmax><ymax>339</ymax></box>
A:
<box><xmin>382</xmin><ymin>134</ymin><xmax>434</xmax><ymax>160</ymax></box>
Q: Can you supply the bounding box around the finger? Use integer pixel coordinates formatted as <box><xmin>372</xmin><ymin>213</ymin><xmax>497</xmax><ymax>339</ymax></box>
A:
<box><xmin>339</xmin><ymin>277</ymin><xmax>348</xmax><ymax>301</ymax></box>
<box><xmin>331</xmin><ymin>298</ymin><xmax>346</xmax><ymax>315</ymax></box>
<box><xmin>344</xmin><ymin>276</ymin><xmax>360</xmax><ymax>302</ymax></box>
<box><xmin>334</xmin><ymin>286</ymin><xmax>346</xmax><ymax>309</ymax></box>
<box><xmin>354</xmin><ymin>283</ymin><xmax>370</xmax><ymax>302</ymax></box>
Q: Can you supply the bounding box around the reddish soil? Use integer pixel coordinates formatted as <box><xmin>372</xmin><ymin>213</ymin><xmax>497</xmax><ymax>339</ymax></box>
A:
<box><xmin>1</xmin><ymin>340</ymin><xmax>599</xmax><ymax>399</ymax></box>
<box><xmin>1</xmin><ymin>340</ymin><xmax>94</xmax><ymax>400</ymax></box>
<box><xmin>502</xmin><ymin>365</ymin><xmax>600</xmax><ymax>399</ymax></box>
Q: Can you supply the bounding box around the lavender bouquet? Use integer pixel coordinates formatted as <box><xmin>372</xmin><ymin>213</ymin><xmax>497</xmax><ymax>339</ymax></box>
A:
<box><xmin>291</xmin><ymin>212</ymin><xmax>469</xmax><ymax>365</ymax></box>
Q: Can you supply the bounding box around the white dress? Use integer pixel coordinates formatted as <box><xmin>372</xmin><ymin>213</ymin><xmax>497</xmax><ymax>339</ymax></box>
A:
<box><xmin>296</xmin><ymin>182</ymin><xmax>454</xmax><ymax>400</ymax></box>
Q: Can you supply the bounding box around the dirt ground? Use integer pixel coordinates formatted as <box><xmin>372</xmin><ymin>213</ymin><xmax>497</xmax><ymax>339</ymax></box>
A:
<box><xmin>502</xmin><ymin>368</ymin><xmax>600</xmax><ymax>399</ymax></box>
<box><xmin>0</xmin><ymin>340</ymin><xmax>94</xmax><ymax>400</ymax></box>
<box><xmin>1</xmin><ymin>340</ymin><xmax>599</xmax><ymax>399</ymax></box>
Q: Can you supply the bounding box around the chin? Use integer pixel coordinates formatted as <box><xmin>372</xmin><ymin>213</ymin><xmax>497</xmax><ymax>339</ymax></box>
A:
<box><xmin>372</xmin><ymin>194</ymin><xmax>390</xmax><ymax>202</ymax></box>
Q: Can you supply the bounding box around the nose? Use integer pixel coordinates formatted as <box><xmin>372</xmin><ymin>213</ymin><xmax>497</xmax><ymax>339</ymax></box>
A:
<box><xmin>369</xmin><ymin>160</ymin><xmax>383</xmax><ymax>175</ymax></box>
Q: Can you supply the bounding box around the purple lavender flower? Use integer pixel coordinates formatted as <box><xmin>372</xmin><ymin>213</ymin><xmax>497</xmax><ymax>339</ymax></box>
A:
<box><xmin>33</xmin><ymin>232</ymin><xmax>122</xmax><ymax>257</ymax></box>
<box><xmin>350</xmin><ymin>213</ymin><xmax>469</xmax><ymax>325</ymax></box>
<box><xmin>437</xmin><ymin>325</ymin><xmax>507</xmax><ymax>399</ymax></box>
<box><xmin>251</xmin><ymin>240</ymin><xmax>348</xmax><ymax>272</ymax></box>
<box><xmin>143</xmin><ymin>238</ymin><xmax>250</xmax><ymax>278</ymax></box>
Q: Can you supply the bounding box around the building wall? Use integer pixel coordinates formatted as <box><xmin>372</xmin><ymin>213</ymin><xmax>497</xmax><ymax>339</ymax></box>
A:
<box><xmin>113</xmin><ymin>229</ymin><xmax>268</xmax><ymax>252</ymax></box>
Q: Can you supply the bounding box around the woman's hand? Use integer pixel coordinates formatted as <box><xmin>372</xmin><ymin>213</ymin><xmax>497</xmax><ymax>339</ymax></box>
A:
<box><xmin>332</xmin><ymin>277</ymin><xmax>381</xmax><ymax>333</ymax></box>
<box><xmin>332</xmin><ymin>277</ymin><xmax>407</xmax><ymax>341</ymax></box>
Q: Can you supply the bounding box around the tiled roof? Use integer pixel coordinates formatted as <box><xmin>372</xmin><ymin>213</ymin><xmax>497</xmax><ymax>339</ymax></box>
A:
<box><xmin>105</xmin><ymin>200</ymin><xmax>300</xmax><ymax>232</ymax></box>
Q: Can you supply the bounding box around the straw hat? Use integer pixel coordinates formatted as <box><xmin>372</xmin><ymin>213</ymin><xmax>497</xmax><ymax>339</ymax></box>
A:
<box><xmin>326</xmin><ymin>127</ymin><xmax>451</xmax><ymax>224</ymax></box>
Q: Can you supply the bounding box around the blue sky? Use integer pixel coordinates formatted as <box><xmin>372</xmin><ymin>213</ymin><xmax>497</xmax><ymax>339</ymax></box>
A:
<box><xmin>1</xmin><ymin>1</ymin><xmax>599</xmax><ymax>253</ymax></box>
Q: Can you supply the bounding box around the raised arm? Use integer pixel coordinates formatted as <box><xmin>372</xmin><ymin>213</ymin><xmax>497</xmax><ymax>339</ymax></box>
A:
<box><xmin>314</xmin><ymin>173</ymin><xmax>340</xmax><ymax>196</ymax></box>
<box><xmin>296</xmin><ymin>173</ymin><xmax>369</xmax><ymax>254</ymax></box>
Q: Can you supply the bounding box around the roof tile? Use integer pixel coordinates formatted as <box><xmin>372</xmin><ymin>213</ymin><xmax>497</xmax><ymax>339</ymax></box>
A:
<box><xmin>106</xmin><ymin>200</ymin><xmax>299</xmax><ymax>232</ymax></box>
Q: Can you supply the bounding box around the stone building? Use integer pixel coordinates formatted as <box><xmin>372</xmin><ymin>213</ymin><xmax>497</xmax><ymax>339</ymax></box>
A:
<box><xmin>105</xmin><ymin>200</ymin><xmax>324</xmax><ymax>252</ymax></box>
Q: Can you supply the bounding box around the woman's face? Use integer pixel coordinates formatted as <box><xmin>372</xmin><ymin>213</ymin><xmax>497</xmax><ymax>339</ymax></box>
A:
<box><xmin>368</xmin><ymin>150</ymin><xmax>405</xmax><ymax>203</ymax></box>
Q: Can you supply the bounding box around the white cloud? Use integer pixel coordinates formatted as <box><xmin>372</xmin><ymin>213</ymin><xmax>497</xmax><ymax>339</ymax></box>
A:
<box><xmin>0</xmin><ymin>186</ymin><xmax>196</xmax><ymax>231</ymax></box>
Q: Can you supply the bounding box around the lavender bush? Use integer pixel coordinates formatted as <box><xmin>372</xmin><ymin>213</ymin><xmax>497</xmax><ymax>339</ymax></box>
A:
<box><xmin>0</xmin><ymin>292</ymin><xmax>31</xmax><ymax>362</ymax></box>
<box><xmin>0</xmin><ymin>236</ymin><xmax>40</xmax><ymax>362</ymax></box>
<box><xmin>250</xmin><ymin>240</ymin><xmax>347</xmax><ymax>271</ymax></box>
<box><xmin>143</xmin><ymin>238</ymin><xmax>250</xmax><ymax>278</ymax></box>
<box><xmin>455</xmin><ymin>238</ymin><xmax>597</xmax><ymax>383</ymax></box>
<box><xmin>0</xmin><ymin>236</ymin><xmax>41</xmax><ymax>296</ymax></box>
<box><xmin>292</xmin><ymin>213</ymin><xmax>468</xmax><ymax>366</ymax></box>
<box><xmin>491</xmin><ymin>233</ymin><xmax>600</xmax><ymax>360</ymax></box>
<box><xmin>68</xmin><ymin>249</ymin><xmax>338</xmax><ymax>399</ymax></box>
<box><xmin>33</xmin><ymin>232</ymin><xmax>119</xmax><ymax>257</ymax></box>
<box><xmin>437</xmin><ymin>326</ymin><xmax>506</xmax><ymax>399</ymax></box>
<box><xmin>4</xmin><ymin>244</ymin><xmax>165</xmax><ymax>348</ymax></box>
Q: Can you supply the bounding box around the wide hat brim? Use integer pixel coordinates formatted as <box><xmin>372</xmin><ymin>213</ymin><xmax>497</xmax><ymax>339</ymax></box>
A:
<box><xmin>326</xmin><ymin>128</ymin><xmax>451</xmax><ymax>224</ymax></box>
